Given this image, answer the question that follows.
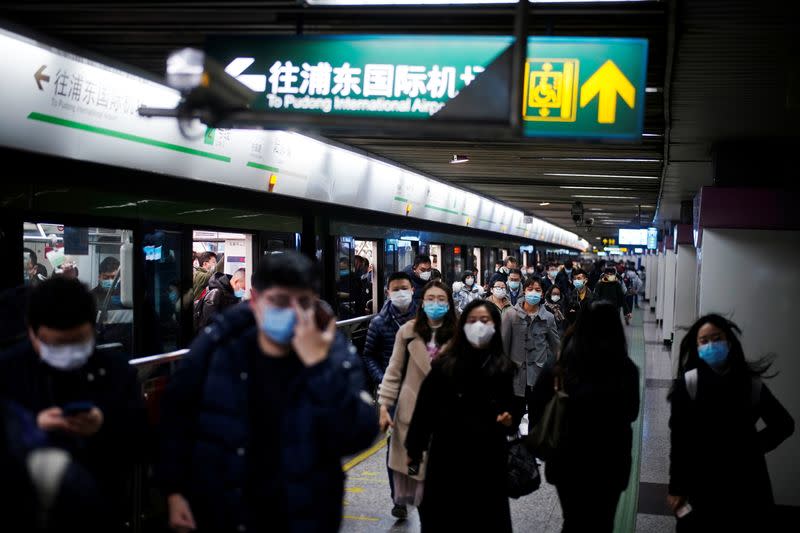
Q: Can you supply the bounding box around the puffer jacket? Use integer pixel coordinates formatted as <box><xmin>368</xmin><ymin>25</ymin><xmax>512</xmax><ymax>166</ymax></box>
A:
<box><xmin>195</xmin><ymin>272</ymin><xmax>241</xmax><ymax>331</ymax></box>
<box><xmin>159</xmin><ymin>305</ymin><xmax>379</xmax><ymax>533</ymax></box>
<box><xmin>453</xmin><ymin>285</ymin><xmax>482</xmax><ymax>315</ymax></box>
<box><xmin>362</xmin><ymin>299</ymin><xmax>417</xmax><ymax>386</ymax></box>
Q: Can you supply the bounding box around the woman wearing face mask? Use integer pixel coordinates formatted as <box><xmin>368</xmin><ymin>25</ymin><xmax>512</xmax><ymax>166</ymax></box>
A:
<box><xmin>378</xmin><ymin>281</ymin><xmax>457</xmax><ymax>518</ymax></box>
<box><xmin>406</xmin><ymin>299</ymin><xmax>516</xmax><ymax>532</ymax></box>
<box><xmin>453</xmin><ymin>272</ymin><xmax>482</xmax><ymax>316</ymax></box>
<box><xmin>543</xmin><ymin>286</ymin><xmax>566</xmax><ymax>334</ymax></box>
<box><xmin>486</xmin><ymin>280</ymin><xmax>512</xmax><ymax>317</ymax></box>
<box><xmin>501</xmin><ymin>277</ymin><xmax>560</xmax><ymax>425</ymax></box>
<box><xmin>667</xmin><ymin>315</ymin><xmax>794</xmax><ymax>532</ymax></box>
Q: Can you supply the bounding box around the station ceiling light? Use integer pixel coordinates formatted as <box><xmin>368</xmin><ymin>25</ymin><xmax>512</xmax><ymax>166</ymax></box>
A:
<box><xmin>450</xmin><ymin>154</ymin><xmax>470</xmax><ymax>164</ymax></box>
<box><xmin>571</xmin><ymin>195</ymin><xmax>638</xmax><ymax>199</ymax></box>
<box><xmin>306</xmin><ymin>0</ymin><xmax>652</xmax><ymax>4</ymax></box>
<box><xmin>545</xmin><ymin>173</ymin><xmax>659</xmax><ymax>180</ymax></box>
<box><xmin>559</xmin><ymin>186</ymin><xmax>633</xmax><ymax>190</ymax></box>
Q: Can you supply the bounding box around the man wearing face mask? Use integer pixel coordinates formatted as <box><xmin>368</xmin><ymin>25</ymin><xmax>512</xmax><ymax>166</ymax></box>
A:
<box><xmin>90</xmin><ymin>256</ymin><xmax>121</xmax><ymax>308</ymax></box>
<box><xmin>555</xmin><ymin>259</ymin><xmax>575</xmax><ymax>298</ymax></box>
<box><xmin>361</xmin><ymin>271</ymin><xmax>417</xmax><ymax>519</ymax></box>
<box><xmin>0</xmin><ymin>277</ymin><xmax>147</xmax><ymax>532</ymax></box>
<box><xmin>489</xmin><ymin>256</ymin><xmax>519</xmax><ymax>286</ymax></box>
<box><xmin>565</xmin><ymin>269</ymin><xmax>594</xmax><ymax>327</ymax></box>
<box><xmin>193</xmin><ymin>268</ymin><xmax>247</xmax><ymax>331</ymax></box>
<box><xmin>594</xmin><ymin>266</ymin><xmax>632</xmax><ymax>325</ymax></box>
<box><xmin>506</xmin><ymin>269</ymin><xmax>524</xmax><ymax>306</ymax></box>
<box><xmin>191</xmin><ymin>251</ymin><xmax>217</xmax><ymax>301</ymax></box>
<box><xmin>403</xmin><ymin>254</ymin><xmax>433</xmax><ymax>307</ymax></box>
<box><xmin>160</xmin><ymin>251</ymin><xmax>378</xmax><ymax>533</ymax></box>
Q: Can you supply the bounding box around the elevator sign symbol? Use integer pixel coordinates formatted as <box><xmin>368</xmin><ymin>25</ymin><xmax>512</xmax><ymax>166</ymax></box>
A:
<box><xmin>522</xmin><ymin>37</ymin><xmax>648</xmax><ymax>140</ymax></box>
<box><xmin>523</xmin><ymin>59</ymin><xmax>579</xmax><ymax>122</ymax></box>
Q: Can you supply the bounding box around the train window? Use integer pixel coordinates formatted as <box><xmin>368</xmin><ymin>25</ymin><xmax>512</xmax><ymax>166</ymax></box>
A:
<box><xmin>192</xmin><ymin>230</ymin><xmax>254</xmax><ymax>301</ymax></box>
<box><xmin>429</xmin><ymin>244</ymin><xmax>442</xmax><ymax>274</ymax></box>
<box><xmin>23</xmin><ymin>221</ymin><xmax>134</xmax><ymax>355</ymax></box>
<box><xmin>335</xmin><ymin>237</ymin><xmax>376</xmax><ymax>319</ymax></box>
<box><xmin>355</xmin><ymin>240</ymin><xmax>378</xmax><ymax>315</ymax></box>
<box><xmin>468</xmin><ymin>247</ymin><xmax>482</xmax><ymax>286</ymax></box>
<box><xmin>142</xmin><ymin>229</ymin><xmax>184</xmax><ymax>354</ymax></box>
<box><xmin>397</xmin><ymin>239</ymin><xmax>416</xmax><ymax>272</ymax></box>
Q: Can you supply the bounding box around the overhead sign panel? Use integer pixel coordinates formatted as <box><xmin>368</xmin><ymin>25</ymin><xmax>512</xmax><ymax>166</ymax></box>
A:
<box><xmin>206</xmin><ymin>35</ymin><xmax>513</xmax><ymax>120</ymax></box>
<box><xmin>522</xmin><ymin>37</ymin><xmax>648</xmax><ymax>140</ymax></box>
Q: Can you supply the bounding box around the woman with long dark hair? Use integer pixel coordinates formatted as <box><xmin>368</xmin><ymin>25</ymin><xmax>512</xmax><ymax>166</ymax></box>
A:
<box><xmin>378</xmin><ymin>280</ymin><xmax>457</xmax><ymax>519</ymax></box>
<box><xmin>405</xmin><ymin>299</ymin><xmax>517</xmax><ymax>532</ymax></box>
<box><xmin>529</xmin><ymin>301</ymin><xmax>640</xmax><ymax>532</ymax></box>
<box><xmin>667</xmin><ymin>314</ymin><xmax>794</xmax><ymax>532</ymax></box>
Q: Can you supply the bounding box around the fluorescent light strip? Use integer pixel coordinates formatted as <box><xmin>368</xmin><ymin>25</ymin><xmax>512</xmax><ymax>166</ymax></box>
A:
<box><xmin>545</xmin><ymin>173</ymin><xmax>659</xmax><ymax>180</ymax></box>
<box><xmin>307</xmin><ymin>0</ymin><xmax>653</xmax><ymax>4</ymax></box>
<box><xmin>539</xmin><ymin>157</ymin><xmax>661</xmax><ymax>163</ymax></box>
<box><xmin>571</xmin><ymin>195</ymin><xmax>638</xmax><ymax>199</ymax></box>
<box><xmin>559</xmin><ymin>186</ymin><xmax>633</xmax><ymax>190</ymax></box>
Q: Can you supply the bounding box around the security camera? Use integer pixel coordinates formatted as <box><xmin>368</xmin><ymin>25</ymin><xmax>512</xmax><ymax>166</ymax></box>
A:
<box><xmin>166</xmin><ymin>48</ymin><xmax>256</xmax><ymax>114</ymax></box>
<box><xmin>585</xmin><ymin>218</ymin><xmax>594</xmax><ymax>227</ymax></box>
<box><xmin>571</xmin><ymin>201</ymin><xmax>585</xmax><ymax>226</ymax></box>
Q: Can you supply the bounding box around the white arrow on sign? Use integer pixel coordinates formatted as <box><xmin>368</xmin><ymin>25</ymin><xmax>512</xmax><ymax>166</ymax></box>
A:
<box><xmin>224</xmin><ymin>58</ymin><xmax>267</xmax><ymax>92</ymax></box>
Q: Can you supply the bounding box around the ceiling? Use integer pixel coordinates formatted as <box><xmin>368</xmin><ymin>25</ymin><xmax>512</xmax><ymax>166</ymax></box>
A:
<box><xmin>4</xmin><ymin>1</ymin><xmax>792</xmax><ymax>247</ymax></box>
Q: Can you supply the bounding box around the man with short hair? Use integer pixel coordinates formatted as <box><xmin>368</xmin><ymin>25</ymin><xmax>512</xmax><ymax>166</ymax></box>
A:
<box><xmin>361</xmin><ymin>271</ymin><xmax>417</xmax><ymax>520</ymax></box>
<box><xmin>160</xmin><ymin>251</ymin><xmax>378</xmax><ymax>533</ymax></box>
<box><xmin>91</xmin><ymin>256</ymin><xmax>121</xmax><ymax>305</ymax></box>
<box><xmin>506</xmin><ymin>268</ymin><xmax>524</xmax><ymax>306</ymax></box>
<box><xmin>192</xmin><ymin>251</ymin><xmax>218</xmax><ymax>301</ymax></box>
<box><xmin>555</xmin><ymin>259</ymin><xmax>575</xmax><ymax>297</ymax></box>
<box><xmin>403</xmin><ymin>254</ymin><xmax>433</xmax><ymax>306</ymax></box>
<box><xmin>0</xmin><ymin>277</ymin><xmax>147</xmax><ymax>531</ymax></box>
<box><xmin>489</xmin><ymin>256</ymin><xmax>519</xmax><ymax>286</ymax></box>
<box><xmin>565</xmin><ymin>268</ymin><xmax>594</xmax><ymax>327</ymax></box>
<box><xmin>594</xmin><ymin>266</ymin><xmax>632</xmax><ymax>325</ymax></box>
<box><xmin>194</xmin><ymin>268</ymin><xmax>247</xmax><ymax>331</ymax></box>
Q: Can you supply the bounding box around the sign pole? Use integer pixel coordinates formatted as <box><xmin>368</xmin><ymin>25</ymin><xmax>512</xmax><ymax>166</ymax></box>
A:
<box><xmin>509</xmin><ymin>0</ymin><xmax>529</xmax><ymax>135</ymax></box>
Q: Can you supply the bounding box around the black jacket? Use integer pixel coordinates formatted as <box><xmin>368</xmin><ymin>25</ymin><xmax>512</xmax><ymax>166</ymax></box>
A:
<box><xmin>0</xmin><ymin>340</ymin><xmax>147</xmax><ymax>528</ymax></box>
<box><xmin>565</xmin><ymin>287</ymin><xmax>594</xmax><ymax>327</ymax></box>
<box><xmin>554</xmin><ymin>270</ymin><xmax>574</xmax><ymax>299</ymax></box>
<box><xmin>361</xmin><ymin>299</ymin><xmax>417</xmax><ymax>386</ymax></box>
<box><xmin>406</xmin><ymin>354</ymin><xmax>516</xmax><ymax>532</ymax></box>
<box><xmin>403</xmin><ymin>265</ymin><xmax>430</xmax><ymax>307</ymax></box>
<box><xmin>195</xmin><ymin>272</ymin><xmax>240</xmax><ymax>330</ymax></box>
<box><xmin>593</xmin><ymin>279</ymin><xmax>630</xmax><ymax>315</ymax></box>
<box><xmin>530</xmin><ymin>342</ymin><xmax>640</xmax><ymax>492</ymax></box>
<box><xmin>669</xmin><ymin>364</ymin><xmax>794</xmax><ymax>523</ymax></box>
<box><xmin>159</xmin><ymin>304</ymin><xmax>378</xmax><ymax>533</ymax></box>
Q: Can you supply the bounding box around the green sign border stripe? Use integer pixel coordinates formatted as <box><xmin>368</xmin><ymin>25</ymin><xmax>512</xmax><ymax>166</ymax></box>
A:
<box><xmin>393</xmin><ymin>196</ymin><xmax>408</xmax><ymax>203</ymax></box>
<box><xmin>478</xmin><ymin>218</ymin><xmax>494</xmax><ymax>224</ymax></box>
<box><xmin>247</xmin><ymin>161</ymin><xmax>280</xmax><ymax>173</ymax></box>
<box><xmin>424</xmin><ymin>203</ymin><xmax>459</xmax><ymax>215</ymax></box>
<box><xmin>27</xmin><ymin>112</ymin><xmax>231</xmax><ymax>163</ymax></box>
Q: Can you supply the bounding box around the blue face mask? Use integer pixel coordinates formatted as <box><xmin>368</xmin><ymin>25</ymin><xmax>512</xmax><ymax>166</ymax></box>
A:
<box><xmin>261</xmin><ymin>305</ymin><xmax>296</xmax><ymax>345</ymax></box>
<box><xmin>565</xmin><ymin>269</ymin><xmax>573</xmax><ymax>275</ymax></box>
<box><xmin>698</xmin><ymin>341</ymin><xmax>729</xmax><ymax>369</ymax></box>
<box><xmin>423</xmin><ymin>301</ymin><xmax>449</xmax><ymax>320</ymax></box>
<box><xmin>508</xmin><ymin>281</ymin><xmax>521</xmax><ymax>291</ymax></box>
<box><xmin>234</xmin><ymin>289</ymin><xmax>245</xmax><ymax>299</ymax></box>
<box><xmin>100</xmin><ymin>279</ymin><xmax>114</xmax><ymax>290</ymax></box>
<box><xmin>339</xmin><ymin>269</ymin><xmax>349</xmax><ymax>277</ymax></box>
<box><xmin>168</xmin><ymin>291</ymin><xmax>179</xmax><ymax>304</ymax></box>
<box><xmin>573</xmin><ymin>279</ymin><xmax>585</xmax><ymax>290</ymax></box>
<box><xmin>525</xmin><ymin>292</ymin><xmax>542</xmax><ymax>306</ymax></box>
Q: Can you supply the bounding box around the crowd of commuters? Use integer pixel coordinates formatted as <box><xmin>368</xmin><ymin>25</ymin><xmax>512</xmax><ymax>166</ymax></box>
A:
<box><xmin>0</xmin><ymin>249</ymin><xmax>793</xmax><ymax>532</ymax></box>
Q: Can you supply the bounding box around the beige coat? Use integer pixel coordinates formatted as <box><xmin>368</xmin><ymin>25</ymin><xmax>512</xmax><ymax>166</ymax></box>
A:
<box><xmin>378</xmin><ymin>320</ymin><xmax>450</xmax><ymax>481</ymax></box>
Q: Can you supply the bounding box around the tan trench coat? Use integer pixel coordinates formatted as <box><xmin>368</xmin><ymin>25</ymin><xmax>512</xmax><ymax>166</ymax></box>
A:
<box><xmin>378</xmin><ymin>320</ymin><xmax>450</xmax><ymax>481</ymax></box>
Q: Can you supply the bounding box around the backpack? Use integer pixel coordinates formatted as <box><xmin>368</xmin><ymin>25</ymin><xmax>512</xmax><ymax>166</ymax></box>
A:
<box><xmin>623</xmin><ymin>273</ymin><xmax>637</xmax><ymax>295</ymax></box>
<box><xmin>193</xmin><ymin>288</ymin><xmax>214</xmax><ymax>332</ymax></box>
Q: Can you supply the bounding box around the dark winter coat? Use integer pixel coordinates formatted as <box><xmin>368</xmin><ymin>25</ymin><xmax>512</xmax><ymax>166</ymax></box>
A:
<box><xmin>593</xmin><ymin>279</ymin><xmax>630</xmax><ymax>314</ymax></box>
<box><xmin>0</xmin><ymin>340</ymin><xmax>147</xmax><ymax>528</ymax></box>
<box><xmin>158</xmin><ymin>305</ymin><xmax>378</xmax><ymax>533</ymax></box>
<box><xmin>529</xmin><ymin>339</ymin><xmax>640</xmax><ymax>492</ymax></box>
<box><xmin>362</xmin><ymin>299</ymin><xmax>417</xmax><ymax>386</ymax></box>
<box><xmin>406</xmin><ymin>352</ymin><xmax>516</xmax><ymax>532</ymax></box>
<box><xmin>194</xmin><ymin>272</ymin><xmax>241</xmax><ymax>330</ymax></box>
<box><xmin>669</xmin><ymin>364</ymin><xmax>794</xmax><ymax>529</ymax></box>
<box><xmin>554</xmin><ymin>270</ymin><xmax>574</xmax><ymax>299</ymax></box>
<box><xmin>564</xmin><ymin>287</ymin><xmax>594</xmax><ymax>327</ymax></box>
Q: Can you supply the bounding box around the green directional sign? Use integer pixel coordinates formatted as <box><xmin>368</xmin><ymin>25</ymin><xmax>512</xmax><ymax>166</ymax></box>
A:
<box><xmin>206</xmin><ymin>35</ymin><xmax>513</xmax><ymax>120</ymax></box>
<box><xmin>522</xmin><ymin>37</ymin><xmax>648</xmax><ymax>140</ymax></box>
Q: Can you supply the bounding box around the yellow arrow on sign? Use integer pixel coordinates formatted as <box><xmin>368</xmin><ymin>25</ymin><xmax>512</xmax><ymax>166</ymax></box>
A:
<box><xmin>579</xmin><ymin>60</ymin><xmax>636</xmax><ymax>124</ymax></box>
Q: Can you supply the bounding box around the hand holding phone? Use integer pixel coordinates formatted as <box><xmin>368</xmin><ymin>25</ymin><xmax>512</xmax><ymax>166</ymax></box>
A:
<box><xmin>61</xmin><ymin>401</ymin><xmax>95</xmax><ymax>417</ymax></box>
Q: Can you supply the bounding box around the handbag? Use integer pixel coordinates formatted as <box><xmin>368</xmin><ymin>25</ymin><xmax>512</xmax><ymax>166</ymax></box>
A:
<box><xmin>507</xmin><ymin>435</ymin><xmax>541</xmax><ymax>498</ymax></box>
<box><xmin>527</xmin><ymin>389</ymin><xmax>568</xmax><ymax>462</ymax></box>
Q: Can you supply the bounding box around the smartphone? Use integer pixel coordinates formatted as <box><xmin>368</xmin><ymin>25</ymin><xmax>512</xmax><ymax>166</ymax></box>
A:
<box><xmin>407</xmin><ymin>462</ymin><xmax>420</xmax><ymax>476</ymax></box>
<box><xmin>61</xmin><ymin>401</ymin><xmax>95</xmax><ymax>416</ymax></box>
<box><xmin>675</xmin><ymin>502</ymin><xmax>692</xmax><ymax>519</ymax></box>
<box><xmin>314</xmin><ymin>299</ymin><xmax>335</xmax><ymax>330</ymax></box>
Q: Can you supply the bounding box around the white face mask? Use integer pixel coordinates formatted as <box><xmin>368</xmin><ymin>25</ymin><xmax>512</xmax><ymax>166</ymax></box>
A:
<box><xmin>389</xmin><ymin>289</ymin><xmax>413</xmax><ymax>310</ymax></box>
<box><xmin>38</xmin><ymin>338</ymin><xmax>94</xmax><ymax>371</ymax></box>
<box><xmin>463</xmin><ymin>321</ymin><xmax>495</xmax><ymax>349</ymax></box>
<box><xmin>452</xmin><ymin>281</ymin><xmax>464</xmax><ymax>294</ymax></box>
<box><xmin>418</xmin><ymin>270</ymin><xmax>432</xmax><ymax>281</ymax></box>
<box><xmin>465</xmin><ymin>277</ymin><xmax>475</xmax><ymax>286</ymax></box>
<box><xmin>551</xmin><ymin>294</ymin><xmax>561</xmax><ymax>303</ymax></box>
<box><xmin>492</xmin><ymin>287</ymin><xmax>506</xmax><ymax>299</ymax></box>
